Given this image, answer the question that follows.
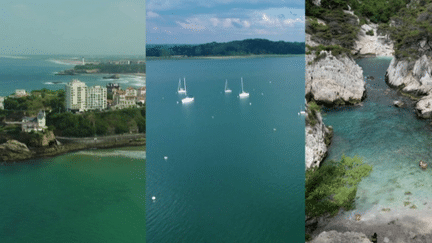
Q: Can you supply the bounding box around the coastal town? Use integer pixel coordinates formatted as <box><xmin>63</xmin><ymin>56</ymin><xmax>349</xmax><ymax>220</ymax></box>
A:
<box><xmin>0</xmin><ymin>79</ymin><xmax>146</xmax><ymax>162</ymax></box>
<box><xmin>0</xmin><ymin>80</ymin><xmax>146</xmax><ymax>133</ymax></box>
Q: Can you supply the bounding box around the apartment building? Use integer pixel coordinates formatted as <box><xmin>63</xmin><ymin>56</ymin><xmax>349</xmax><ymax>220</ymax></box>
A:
<box><xmin>65</xmin><ymin>79</ymin><xmax>87</xmax><ymax>112</ymax></box>
<box><xmin>87</xmin><ymin>85</ymin><xmax>107</xmax><ymax>110</ymax></box>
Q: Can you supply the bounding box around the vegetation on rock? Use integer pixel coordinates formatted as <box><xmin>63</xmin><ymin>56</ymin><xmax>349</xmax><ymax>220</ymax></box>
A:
<box><xmin>306</xmin><ymin>155</ymin><xmax>372</xmax><ymax>217</ymax></box>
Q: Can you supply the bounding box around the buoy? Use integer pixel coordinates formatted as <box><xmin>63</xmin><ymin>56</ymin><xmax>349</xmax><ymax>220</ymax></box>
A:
<box><xmin>164</xmin><ymin>156</ymin><xmax>168</xmax><ymax>160</ymax></box>
<box><xmin>249</xmin><ymin>103</ymin><xmax>252</xmax><ymax>105</ymax></box>
<box><xmin>273</xmin><ymin>128</ymin><xmax>276</xmax><ymax>131</ymax></box>
<box><xmin>152</xmin><ymin>196</ymin><xmax>156</xmax><ymax>200</ymax></box>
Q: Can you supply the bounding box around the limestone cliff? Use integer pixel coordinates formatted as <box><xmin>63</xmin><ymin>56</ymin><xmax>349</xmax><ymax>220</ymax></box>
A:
<box><xmin>354</xmin><ymin>23</ymin><xmax>394</xmax><ymax>56</ymax></box>
<box><xmin>306</xmin><ymin>51</ymin><xmax>366</xmax><ymax>106</ymax></box>
<box><xmin>305</xmin><ymin>110</ymin><xmax>333</xmax><ymax>169</ymax></box>
<box><xmin>386</xmin><ymin>54</ymin><xmax>432</xmax><ymax>118</ymax></box>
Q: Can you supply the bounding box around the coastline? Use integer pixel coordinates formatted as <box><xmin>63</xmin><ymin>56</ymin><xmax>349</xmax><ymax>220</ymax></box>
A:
<box><xmin>147</xmin><ymin>54</ymin><xmax>304</xmax><ymax>60</ymax></box>
<box><xmin>0</xmin><ymin>135</ymin><xmax>146</xmax><ymax>164</ymax></box>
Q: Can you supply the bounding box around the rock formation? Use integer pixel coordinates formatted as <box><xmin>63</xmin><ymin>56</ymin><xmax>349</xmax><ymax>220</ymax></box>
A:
<box><xmin>354</xmin><ymin>24</ymin><xmax>394</xmax><ymax>56</ymax></box>
<box><xmin>305</xmin><ymin>110</ymin><xmax>333</xmax><ymax>169</ymax></box>
<box><xmin>386</xmin><ymin>54</ymin><xmax>432</xmax><ymax>118</ymax></box>
<box><xmin>310</xmin><ymin>230</ymin><xmax>373</xmax><ymax>243</ymax></box>
<box><xmin>306</xmin><ymin>51</ymin><xmax>366</xmax><ymax>106</ymax></box>
<box><xmin>0</xmin><ymin>140</ymin><xmax>33</xmax><ymax>161</ymax></box>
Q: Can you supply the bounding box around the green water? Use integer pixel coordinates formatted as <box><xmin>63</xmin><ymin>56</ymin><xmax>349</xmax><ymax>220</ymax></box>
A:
<box><xmin>0</xmin><ymin>147</ymin><xmax>145</xmax><ymax>243</ymax></box>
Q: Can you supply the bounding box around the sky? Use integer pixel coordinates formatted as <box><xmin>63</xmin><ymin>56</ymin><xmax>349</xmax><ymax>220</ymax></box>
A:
<box><xmin>0</xmin><ymin>0</ymin><xmax>146</xmax><ymax>55</ymax></box>
<box><xmin>147</xmin><ymin>0</ymin><xmax>305</xmax><ymax>44</ymax></box>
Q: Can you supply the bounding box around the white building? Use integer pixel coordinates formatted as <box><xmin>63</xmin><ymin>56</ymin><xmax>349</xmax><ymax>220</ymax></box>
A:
<box><xmin>137</xmin><ymin>86</ymin><xmax>146</xmax><ymax>96</ymax></box>
<box><xmin>0</xmin><ymin>97</ymin><xmax>4</xmax><ymax>109</ymax></box>
<box><xmin>22</xmin><ymin>110</ymin><xmax>47</xmax><ymax>132</ymax></box>
<box><xmin>125</xmin><ymin>87</ymin><xmax>137</xmax><ymax>97</ymax></box>
<box><xmin>87</xmin><ymin>85</ymin><xmax>107</xmax><ymax>110</ymax></box>
<box><xmin>66</xmin><ymin>79</ymin><xmax>87</xmax><ymax>111</ymax></box>
<box><xmin>15</xmin><ymin>89</ymin><xmax>27</xmax><ymax>97</ymax></box>
<box><xmin>113</xmin><ymin>90</ymin><xmax>136</xmax><ymax>109</ymax></box>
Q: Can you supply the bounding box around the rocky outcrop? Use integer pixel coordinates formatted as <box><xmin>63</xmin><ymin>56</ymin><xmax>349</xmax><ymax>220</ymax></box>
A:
<box><xmin>386</xmin><ymin>55</ymin><xmax>432</xmax><ymax>118</ymax></box>
<box><xmin>306</xmin><ymin>52</ymin><xmax>366</xmax><ymax>106</ymax></box>
<box><xmin>354</xmin><ymin>24</ymin><xmax>394</xmax><ymax>56</ymax></box>
<box><xmin>0</xmin><ymin>140</ymin><xmax>33</xmax><ymax>161</ymax></box>
<box><xmin>310</xmin><ymin>231</ymin><xmax>372</xmax><ymax>243</ymax></box>
<box><xmin>306</xmin><ymin>110</ymin><xmax>333</xmax><ymax>169</ymax></box>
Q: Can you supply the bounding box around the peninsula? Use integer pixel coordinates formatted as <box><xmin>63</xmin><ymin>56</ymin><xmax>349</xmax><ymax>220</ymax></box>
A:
<box><xmin>0</xmin><ymin>82</ymin><xmax>146</xmax><ymax>163</ymax></box>
<box><xmin>57</xmin><ymin>60</ymin><xmax>146</xmax><ymax>76</ymax></box>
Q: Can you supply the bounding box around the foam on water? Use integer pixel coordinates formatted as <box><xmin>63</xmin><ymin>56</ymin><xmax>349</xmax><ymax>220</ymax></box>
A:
<box><xmin>76</xmin><ymin>150</ymin><xmax>146</xmax><ymax>160</ymax></box>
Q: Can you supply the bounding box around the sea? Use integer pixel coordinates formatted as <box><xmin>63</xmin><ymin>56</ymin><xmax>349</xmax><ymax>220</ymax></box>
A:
<box><xmin>0</xmin><ymin>55</ymin><xmax>146</xmax><ymax>243</ymax></box>
<box><xmin>146</xmin><ymin>56</ymin><xmax>305</xmax><ymax>242</ymax></box>
<box><xmin>0</xmin><ymin>54</ymin><xmax>145</xmax><ymax>97</ymax></box>
<box><xmin>323</xmin><ymin>57</ymin><xmax>432</xmax><ymax>221</ymax></box>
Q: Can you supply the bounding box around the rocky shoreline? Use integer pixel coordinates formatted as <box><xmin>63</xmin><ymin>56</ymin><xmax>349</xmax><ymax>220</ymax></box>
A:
<box><xmin>0</xmin><ymin>136</ymin><xmax>145</xmax><ymax>163</ymax></box>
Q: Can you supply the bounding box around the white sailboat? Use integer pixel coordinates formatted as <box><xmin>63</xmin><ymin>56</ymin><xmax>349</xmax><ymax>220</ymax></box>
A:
<box><xmin>181</xmin><ymin>78</ymin><xmax>194</xmax><ymax>104</ymax></box>
<box><xmin>239</xmin><ymin>77</ymin><xmax>249</xmax><ymax>98</ymax></box>
<box><xmin>178</xmin><ymin>78</ymin><xmax>186</xmax><ymax>94</ymax></box>
<box><xmin>224</xmin><ymin>79</ymin><xmax>232</xmax><ymax>93</ymax></box>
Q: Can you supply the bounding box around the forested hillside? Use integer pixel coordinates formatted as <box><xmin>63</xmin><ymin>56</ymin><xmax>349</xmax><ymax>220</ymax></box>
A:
<box><xmin>147</xmin><ymin>39</ymin><xmax>305</xmax><ymax>57</ymax></box>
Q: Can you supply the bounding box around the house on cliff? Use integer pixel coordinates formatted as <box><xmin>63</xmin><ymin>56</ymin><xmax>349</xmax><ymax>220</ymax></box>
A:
<box><xmin>22</xmin><ymin>110</ymin><xmax>47</xmax><ymax>132</ymax></box>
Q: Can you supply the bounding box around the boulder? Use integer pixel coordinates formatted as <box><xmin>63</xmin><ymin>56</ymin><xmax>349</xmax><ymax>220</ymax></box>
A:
<box><xmin>393</xmin><ymin>100</ymin><xmax>405</xmax><ymax>107</ymax></box>
<box><xmin>419</xmin><ymin>160</ymin><xmax>427</xmax><ymax>170</ymax></box>
<box><xmin>0</xmin><ymin>140</ymin><xmax>33</xmax><ymax>161</ymax></box>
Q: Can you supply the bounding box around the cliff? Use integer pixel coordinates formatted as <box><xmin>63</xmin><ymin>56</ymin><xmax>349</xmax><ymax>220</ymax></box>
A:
<box><xmin>386</xmin><ymin>53</ymin><xmax>432</xmax><ymax>118</ymax></box>
<box><xmin>0</xmin><ymin>140</ymin><xmax>33</xmax><ymax>161</ymax></box>
<box><xmin>305</xmin><ymin>110</ymin><xmax>333</xmax><ymax>169</ymax></box>
<box><xmin>354</xmin><ymin>23</ymin><xmax>394</xmax><ymax>57</ymax></box>
<box><xmin>0</xmin><ymin>135</ymin><xmax>145</xmax><ymax>163</ymax></box>
<box><xmin>306</xmin><ymin>51</ymin><xmax>366</xmax><ymax>106</ymax></box>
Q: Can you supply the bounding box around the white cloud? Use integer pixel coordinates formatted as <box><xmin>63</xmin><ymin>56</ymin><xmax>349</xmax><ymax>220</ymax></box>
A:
<box><xmin>176</xmin><ymin>18</ymin><xmax>206</xmax><ymax>31</ymax></box>
<box><xmin>147</xmin><ymin>11</ymin><xmax>160</xmax><ymax>18</ymax></box>
<box><xmin>210</xmin><ymin>18</ymin><xmax>220</xmax><ymax>26</ymax></box>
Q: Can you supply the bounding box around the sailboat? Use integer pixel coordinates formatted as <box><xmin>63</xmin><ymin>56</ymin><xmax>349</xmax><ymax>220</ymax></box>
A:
<box><xmin>181</xmin><ymin>78</ymin><xmax>194</xmax><ymax>104</ymax></box>
<box><xmin>224</xmin><ymin>79</ymin><xmax>232</xmax><ymax>93</ymax></box>
<box><xmin>178</xmin><ymin>78</ymin><xmax>186</xmax><ymax>94</ymax></box>
<box><xmin>239</xmin><ymin>77</ymin><xmax>249</xmax><ymax>98</ymax></box>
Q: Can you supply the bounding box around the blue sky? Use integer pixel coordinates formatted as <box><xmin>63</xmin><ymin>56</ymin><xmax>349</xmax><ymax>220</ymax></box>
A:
<box><xmin>0</xmin><ymin>1</ymin><xmax>146</xmax><ymax>55</ymax></box>
<box><xmin>147</xmin><ymin>0</ymin><xmax>305</xmax><ymax>44</ymax></box>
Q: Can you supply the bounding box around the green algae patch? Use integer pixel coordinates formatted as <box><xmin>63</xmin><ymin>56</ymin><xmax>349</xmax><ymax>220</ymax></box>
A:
<box><xmin>306</xmin><ymin>155</ymin><xmax>373</xmax><ymax>218</ymax></box>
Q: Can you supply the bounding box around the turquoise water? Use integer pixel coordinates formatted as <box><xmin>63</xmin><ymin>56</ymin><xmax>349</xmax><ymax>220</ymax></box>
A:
<box><xmin>323</xmin><ymin>57</ymin><xmax>432</xmax><ymax>218</ymax></box>
<box><xmin>0</xmin><ymin>147</ymin><xmax>146</xmax><ymax>243</ymax></box>
<box><xmin>0</xmin><ymin>55</ymin><xmax>145</xmax><ymax>97</ymax></box>
<box><xmin>0</xmin><ymin>56</ymin><xmax>146</xmax><ymax>242</ymax></box>
<box><xmin>147</xmin><ymin>56</ymin><xmax>305</xmax><ymax>242</ymax></box>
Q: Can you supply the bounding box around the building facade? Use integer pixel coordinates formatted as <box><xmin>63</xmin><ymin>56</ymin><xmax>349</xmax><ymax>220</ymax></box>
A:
<box><xmin>66</xmin><ymin>79</ymin><xmax>87</xmax><ymax>111</ymax></box>
<box><xmin>86</xmin><ymin>85</ymin><xmax>107</xmax><ymax>110</ymax></box>
<box><xmin>22</xmin><ymin>110</ymin><xmax>47</xmax><ymax>132</ymax></box>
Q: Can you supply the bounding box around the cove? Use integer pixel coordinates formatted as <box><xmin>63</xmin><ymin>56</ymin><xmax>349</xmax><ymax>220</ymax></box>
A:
<box><xmin>323</xmin><ymin>57</ymin><xmax>432</xmax><ymax>222</ymax></box>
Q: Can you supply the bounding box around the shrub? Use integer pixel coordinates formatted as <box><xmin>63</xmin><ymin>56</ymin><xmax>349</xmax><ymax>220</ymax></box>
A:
<box><xmin>366</xmin><ymin>29</ymin><xmax>374</xmax><ymax>36</ymax></box>
<box><xmin>306</xmin><ymin>155</ymin><xmax>372</xmax><ymax>217</ymax></box>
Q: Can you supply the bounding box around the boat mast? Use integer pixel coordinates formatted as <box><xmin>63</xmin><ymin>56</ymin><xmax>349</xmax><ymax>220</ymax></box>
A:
<box><xmin>184</xmin><ymin>78</ymin><xmax>187</xmax><ymax>96</ymax></box>
<box><xmin>241</xmin><ymin>77</ymin><xmax>244</xmax><ymax>92</ymax></box>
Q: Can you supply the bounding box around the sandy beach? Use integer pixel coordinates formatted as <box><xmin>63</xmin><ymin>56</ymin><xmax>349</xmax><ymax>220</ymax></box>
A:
<box><xmin>312</xmin><ymin>206</ymin><xmax>432</xmax><ymax>242</ymax></box>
